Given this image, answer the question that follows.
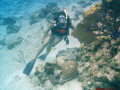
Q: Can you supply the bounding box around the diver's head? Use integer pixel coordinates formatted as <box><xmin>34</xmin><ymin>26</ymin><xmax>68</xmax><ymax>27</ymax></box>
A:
<box><xmin>57</xmin><ymin>11</ymin><xmax>66</xmax><ymax>27</ymax></box>
<box><xmin>58</xmin><ymin>15</ymin><xmax>66</xmax><ymax>23</ymax></box>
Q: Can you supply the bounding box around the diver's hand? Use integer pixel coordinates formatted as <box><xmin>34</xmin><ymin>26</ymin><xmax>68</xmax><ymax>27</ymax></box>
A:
<box><xmin>41</xmin><ymin>39</ymin><xmax>44</xmax><ymax>44</ymax></box>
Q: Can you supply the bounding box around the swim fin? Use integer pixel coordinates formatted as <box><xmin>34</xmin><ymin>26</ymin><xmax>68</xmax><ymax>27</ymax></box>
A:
<box><xmin>23</xmin><ymin>59</ymin><xmax>36</xmax><ymax>76</ymax></box>
<box><xmin>64</xmin><ymin>36</ymin><xmax>69</xmax><ymax>45</ymax></box>
<box><xmin>66</xmin><ymin>37</ymin><xmax>69</xmax><ymax>45</ymax></box>
<box><xmin>38</xmin><ymin>54</ymin><xmax>47</xmax><ymax>60</ymax></box>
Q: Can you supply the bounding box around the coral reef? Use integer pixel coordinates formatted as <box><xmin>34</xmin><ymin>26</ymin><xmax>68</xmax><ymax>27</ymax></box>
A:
<box><xmin>74</xmin><ymin>8</ymin><xmax>84</xmax><ymax>21</ymax></box>
<box><xmin>0</xmin><ymin>39</ymin><xmax>6</xmax><ymax>46</ymax></box>
<box><xmin>29</xmin><ymin>12</ymin><xmax>42</xmax><ymax>25</ymax></box>
<box><xmin>35</xmin><ymin>61</ymin><xmax>61</xmax><ymax>85</ymax></box>
<box><xmin>76</xmin><ymin>37</ymin><xmax>120</xmax><ymax>90</ymax></box>
<box><xmin>71</xmin><ymin>5</ymin><xmax>84</xmax><ymax>21</ymax></box>
<box><xmin>29</xmin><ymin>2</ymin><xmax>60</xmax><ymax>24</ymax></box>
<box><xmin>1</xmin><ymin>17</ymin><xmax>16</xmax><ymax>25</ymax></box>
<box><xmin>47</xmin><ymin>2</ymin><xmax>57</xmax><ymax>8</ymax></box>
<box><xmin>72</xmin><ymin>0</ymin><xmax>120</xmax><ymax>45</ymax></box>
<box><xmin>34</xmin><ymin>56</ymin><xmax>78</xmax><ymax>86</ymax></box>
<box><xmin>56</xmin><ymin>47</ymin><xmax>79</xmax><ymax>60</ymax></box>
<box><xmin>35</xmin><ymin>36</ymin><xmax>120</xmax><ymax>89</ymax></box>
<box><xmin>77</xmin><ymin>0</ymin><xmax>92</xmax><ymax>8</ymax></box>
<box><xmin>56</xmin><ymin>56</ymin><xmax>68</xmax><ymax>69</ymax></box>
<box><xmin>7</xmin><ymin>25</ymin><xmax>20</xmax><ymax>34</ymax></box>
<box><xmin>7</xmin><ymin>37</ymin><xmax>22</xmax><ymax>49</ymax></box>
<box><xmin>61</xmin><ymin>60</ymin><xmax>78</xmax><ymax>80</ymax></box>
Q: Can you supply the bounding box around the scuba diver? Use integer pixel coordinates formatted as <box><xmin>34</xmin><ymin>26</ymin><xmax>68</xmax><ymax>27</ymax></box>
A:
<box><xmin>34</xmin><ymin>9</ymin><xmax>76</xmax><ymax>60</ymax></box>
<box><xmin>23</xmin><ymin>9</ymin><xmax>76</xmax><ymax>76</ymax></box>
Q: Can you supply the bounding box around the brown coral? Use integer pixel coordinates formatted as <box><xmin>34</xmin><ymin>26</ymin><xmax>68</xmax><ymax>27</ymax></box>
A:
<box><xmin>56</xmin><ymin>56</ymin><xmax>67</xmax><ymax>69</ymax></box>
<box><xmin>83</xmin><ymin>3</ymin><xmax>102</xmax><ymax>18</ymax></box>
<box><xmin>61</xmin><ymin>60</ymin><xmax>78</xmax><ymax>80</ymax></box>
<box><xmin>72</xmin><ymin>0</ymin><xmax>120</xmax><ymax>44</ymax></box>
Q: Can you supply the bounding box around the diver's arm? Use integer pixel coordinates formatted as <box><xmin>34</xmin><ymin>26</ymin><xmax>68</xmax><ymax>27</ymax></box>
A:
<box><xmin>70</xmin><ymin>24</ymin><xmax>76</xmax><ymax>31</ymax></box>
<box><xmin>42</xmin><ymin>24</ymin><xmax>54</xmax><ymax>40</ymax></box>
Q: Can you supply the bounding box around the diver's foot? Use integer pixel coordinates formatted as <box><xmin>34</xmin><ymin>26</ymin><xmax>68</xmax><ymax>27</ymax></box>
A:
<box><xmin>38</xmin><ymin>54</ymin><xmax>47</xmax><ymax>60</ymax></box>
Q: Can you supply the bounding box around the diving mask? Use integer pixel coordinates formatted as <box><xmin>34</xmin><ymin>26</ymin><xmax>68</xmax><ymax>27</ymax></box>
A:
<box><xmin>58</xmin><ymin>16</ymin><xmax>66</xmax><ymax>23</ymax></box>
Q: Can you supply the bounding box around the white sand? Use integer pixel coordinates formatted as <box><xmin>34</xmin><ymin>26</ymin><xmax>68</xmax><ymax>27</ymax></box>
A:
<box><xmin>0</xmin><ymin>1</ymin><xmax>101</xmax><ymax>90</ymax></box>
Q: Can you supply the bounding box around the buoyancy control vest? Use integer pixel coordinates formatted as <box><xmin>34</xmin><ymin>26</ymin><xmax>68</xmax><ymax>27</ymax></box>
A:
<box><xmin>51</xmin><ymin>16</ymin><xmax>71</xmax><ymax>36</ymax></box>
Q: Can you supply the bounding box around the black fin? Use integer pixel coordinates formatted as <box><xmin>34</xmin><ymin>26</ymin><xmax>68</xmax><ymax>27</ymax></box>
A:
<box><xmin>23</xmin><ymin>59</ymin><xmax>36</xmax><ymax>76</ymax></box>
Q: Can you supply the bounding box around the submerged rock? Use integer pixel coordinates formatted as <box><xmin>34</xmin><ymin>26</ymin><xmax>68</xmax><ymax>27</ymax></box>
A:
<box><xmin>48</xmin><ymin>76</ymin><xmax>58</xmax><ymax>85</ymax></box>
<box><xmin>7</xmin><ymin>37</ymin><xmax>22</xmax><ymax>49</ymax></box>
<box><xmin>30</xmin><ymin>2</ymin><xmax>59</xmax><ymax>24</ymax></box>
<box><xmin>56</xmin><ymin>56</ymin><xmax>68</xmax><ymax>69</ymax></box>
<box><xmin>77</xmin><ymin>0</ymin><xmax>86</xmax><ymax>7</ymax></box>
<box><xmin>77</xmin><ymin>0</ymin><xmax>92</xmax><ymax>8</ymax></box>
<box><xmin>35</xmin><ymin>62</ymin><xmax>59</xmax><ymax>85</ymax></box>
<box><xmin>7</xmin><ymin>25</ymin><xmax>20</xmax><ymax>34</ymax></box>
<box><xmin>0</xmin><ymin>39</ymin><xmax>6</xmax><ymax>46</ymax></box>
<box><xmin>56</xmin><ymin>47</ymin><xmax>79</xmax><ymax>60</ymax></box>
<box><xmin>30</xmin><ymin>12</ymin><xmax>42</xmax><ymax>25</ymax></box>
<box><xmin>44</xmin><ymin>62</ymin><xmax>55</xmax><ymax>75</ymax></box>
<box><xmin>47</xmin><ymin>2</ymin><xmax>57</xmax><ymax>9</ymax></box>
<box><xmin>2</xmin><ymin>17</ymin><xmax>16</xmax><ymax>25</ymax></box>
<box><xmin>61</xmin><ymin>60</ymin><xmax>78</xmax><ymax>80</ymax></box>
<box><xmin>75</xmin><ymin>8</ymin><xmax>84</xmax><ymax>16</ymax></box>
<box><xmin>35</xmin><ymin>56</ymin><xmax>79</xmax><ymax>86</ymax></box>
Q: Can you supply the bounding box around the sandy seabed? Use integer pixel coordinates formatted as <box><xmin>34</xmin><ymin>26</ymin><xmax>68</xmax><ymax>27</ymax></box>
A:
<box><xmin>0</xmin><ymin>1</ymin><xmax>101</xmax><ymax>90</ymax></box>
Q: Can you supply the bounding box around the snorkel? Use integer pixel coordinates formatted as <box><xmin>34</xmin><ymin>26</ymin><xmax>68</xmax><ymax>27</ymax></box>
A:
<box><xmin>63</xmin><ymin>8</ymin><xmax>67</xmax><ymax>23</ymax></box>
<box><xmin>58</xmin><ymin>8</ymin><xmax>67</xmax><ymax>27</ymax></box>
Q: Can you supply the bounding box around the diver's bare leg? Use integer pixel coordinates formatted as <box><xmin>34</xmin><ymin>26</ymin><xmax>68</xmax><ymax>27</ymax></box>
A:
<box><xmin>44</xmin><ymin>36</ymin><xmax>63</xmax><ymax>56</ymax></box>
<box><xmin>34</xmin><ymin>35</ymin><xmax>52</xmax><ymax>59</ymax></box>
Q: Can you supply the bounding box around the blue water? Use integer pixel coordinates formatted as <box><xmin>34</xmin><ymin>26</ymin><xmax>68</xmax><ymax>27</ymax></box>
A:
<box><xmin>0</xmin><ymin>0</ymin><xmax>94</xmax><ymax>18</ymax></box>
<box><xmin>0</xmin><ymin>0</ymin><xmax>44</xmax><ymax>18</ymax></box>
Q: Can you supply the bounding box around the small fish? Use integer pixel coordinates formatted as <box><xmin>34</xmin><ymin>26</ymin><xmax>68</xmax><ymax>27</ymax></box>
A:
<box><xmin>51</xmin><ymin>47</ymin><xmax>56</xmax><ymax>51</ymax></box>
